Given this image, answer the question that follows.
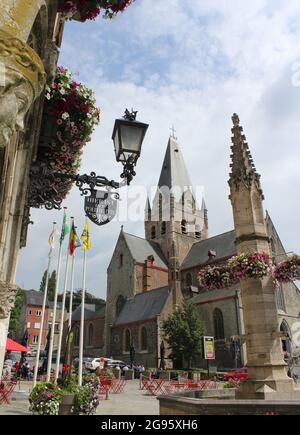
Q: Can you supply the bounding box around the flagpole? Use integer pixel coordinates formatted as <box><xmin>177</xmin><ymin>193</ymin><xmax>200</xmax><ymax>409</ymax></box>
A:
<box><xmin>78</xmin><ymin>247</ymin><xmax>87</xmax><ymax>387</ymax></box>
<box><xmin>33</xmin><ymin>222</ymin><xmax>56</xmax><ymax>388</ymax></box>
<box><xmin>46</xmin><ymin>208</ymin><xmax>68</xmax><ymax>382</ymax></box>
<box><xmin>55</xmin><ymin>216</ymin><xmax>73</xmax><ymax>381</ymax></box>
<box><xmin>68</xmin><ymin>249</ymin><xmax>76</xmax><ymax>330</ymax></box>
<box><xmin>78</xmin><ymin>217</ymin><xmax>91</xmax><ymax>387</ymax></box>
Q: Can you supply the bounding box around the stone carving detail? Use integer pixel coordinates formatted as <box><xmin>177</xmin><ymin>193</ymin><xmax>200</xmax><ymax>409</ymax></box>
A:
<box><xmin>0</xmin><ymin>29</ymin><xmax>46</xmax><ymax>148</ymax></box>
<box><xmin>228</xmin><ymin>113</ymin><xmax>264</xmax><ymax>198</ymax></box>
<box><xmin>0</xmin><ymin>281</ymin><xmax>18</xmax><ymax>319</ymax></box>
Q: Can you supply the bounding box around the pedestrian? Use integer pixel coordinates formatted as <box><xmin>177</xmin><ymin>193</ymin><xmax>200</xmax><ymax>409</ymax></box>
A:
<box><xmin>14</xmin><ymin>360</ymin><xmax>21</xmax><ymax>378</ymax></box>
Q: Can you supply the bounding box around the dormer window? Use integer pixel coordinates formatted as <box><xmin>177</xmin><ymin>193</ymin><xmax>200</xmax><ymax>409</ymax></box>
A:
<box><xmin>181</xmin><ymin>220</ymin><xmax>187</xmax><ymax>234</ymax></box>
<box><xmin>195</xmin><ymin>224</ymin><xmax>201</xmax><ymax>239</ymax></box>
<box><xmin>151</xmin><ymin>226</ymin><xmax>156</xmax><ymax>239</ymax></box>
<box><xmin>161</xmin><ymin>221</ymin><xmax>166</xmax><ymax>235</ymax></box>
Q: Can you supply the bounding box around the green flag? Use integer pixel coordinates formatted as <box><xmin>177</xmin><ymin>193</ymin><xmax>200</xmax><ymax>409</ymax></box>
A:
<box><xmin>60</xmin><ymin>210</ymin><xmax>70</xmax><ymax>245</ymax></box>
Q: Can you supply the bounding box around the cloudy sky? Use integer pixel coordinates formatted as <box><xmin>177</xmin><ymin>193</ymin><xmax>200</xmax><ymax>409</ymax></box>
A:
<box><xmin>17</xmin><ymin>0</ymin><xmax>300</xmax><ymax>299</ymax></box>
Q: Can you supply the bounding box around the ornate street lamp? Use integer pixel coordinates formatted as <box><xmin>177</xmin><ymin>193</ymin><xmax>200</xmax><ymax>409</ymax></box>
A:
<box><xmin>112</xmin><ymin>109</ymin><xmax>149</xmax><ymax>185</ymax></box>
<box><xmin>29</xmin><ymin>109</ymin><xmax>149</xmax><ymax>226</ymax></box>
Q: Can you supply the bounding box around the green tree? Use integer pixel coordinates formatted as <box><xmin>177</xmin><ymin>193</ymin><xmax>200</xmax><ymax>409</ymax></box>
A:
<box><xmin>39</xmin><ymin>270</ymin><xmax>48</xmax><ymax>293</ymax></box>
<box><xmin>48</xmin><ymin>270</ymin><xmax>57</xmax><ymax>302</ymax></box>
<box><xmin>9</xmin><ymin>288</ymin><xmax>24</xmax><ymax>336</ymax></box>
<box><xmin>162</xmin><ymin>299</ymin><xmax>205</xmax><ymax>369</ymax></box>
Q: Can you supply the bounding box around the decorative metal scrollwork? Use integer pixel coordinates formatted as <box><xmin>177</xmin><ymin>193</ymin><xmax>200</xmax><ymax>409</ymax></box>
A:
<box><xmin>29</xmin><ymin>162</ymin><xmax>121</xmax><ymax>211</ymax></box>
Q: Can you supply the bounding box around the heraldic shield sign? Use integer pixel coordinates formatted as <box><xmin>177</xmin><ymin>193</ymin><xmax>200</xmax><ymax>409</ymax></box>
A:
<box><xmin>84</xmin><ymin>190</ymin><xmax>119</xmax><ymax>226</ymax></box>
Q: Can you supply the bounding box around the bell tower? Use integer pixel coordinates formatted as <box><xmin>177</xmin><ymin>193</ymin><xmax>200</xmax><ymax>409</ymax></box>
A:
<box><xmin>145</xmin><ymin>134</ymin><xmax>208</xmax><ymax>306</ymax></box>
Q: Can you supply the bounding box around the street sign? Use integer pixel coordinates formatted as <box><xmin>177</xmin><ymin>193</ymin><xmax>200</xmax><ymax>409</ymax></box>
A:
<box><xmin>203</xmin><ymin>336</ymin><xmax>215</xmax><ymax>360</ymax></box>
<box><xmin>84</xmin><ymin>189</ymin><xmax>119</xmax><ymax>226</ymax></box>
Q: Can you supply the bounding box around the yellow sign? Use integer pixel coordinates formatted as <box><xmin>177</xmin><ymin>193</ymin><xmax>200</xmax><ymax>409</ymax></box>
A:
<box><xmin>204</xmin><ymin>336</ymin><xmax>215</xmax><ymax>360</ymax></box>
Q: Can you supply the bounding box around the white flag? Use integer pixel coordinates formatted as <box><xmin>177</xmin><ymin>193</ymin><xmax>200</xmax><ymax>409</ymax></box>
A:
<box><xmin>48</xmin><ymin>229</ymin><xmax>55</xmax><ymax>250</ymax></box>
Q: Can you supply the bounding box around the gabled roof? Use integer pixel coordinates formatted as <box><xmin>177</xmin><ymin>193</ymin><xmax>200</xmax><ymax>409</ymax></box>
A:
<box><xmin>158</xmin><ymin>137</ymin><xmax>193</xmax><ymax>191</ymax></box>
<box><xmin>123</xmin><ymin>232</ymin><xmax>168</xmax><ymax>269</ymax></box>
<box><xmin>114</xmin><ymin>287</ymin><xmax>170</xmax><ymax>326</ymax></box>
<box><xmin>181</xmin><ymin>230</ymin><xmax>236</xmax><ymax>270</ymax></box>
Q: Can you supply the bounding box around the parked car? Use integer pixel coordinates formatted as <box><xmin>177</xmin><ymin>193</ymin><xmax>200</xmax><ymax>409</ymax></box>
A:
<box><xmin>72</xmin><ymin>357</ymin><xmax>94</xmax><ymax>369</ymax></box>
<box><xmin>85</xmin><ymin>358</ymin><xmax>113</xmax><ymax>372</ymax></box>
<box><xmin>223</xmin><ymin>368</ymin><xmax>249</xmax><ymax>382</ymax></box>
<box><xmin>107</xmin><ymin>360</ymin><xmax>127</xmax><ymax>369</ymax></box>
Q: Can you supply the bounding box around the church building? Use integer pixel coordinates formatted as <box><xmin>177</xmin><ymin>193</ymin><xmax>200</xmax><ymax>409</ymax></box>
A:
<box><xmin>104</xmin><ymin>119</ymin><xmax>300</xmax><ymax>370</ymax></box>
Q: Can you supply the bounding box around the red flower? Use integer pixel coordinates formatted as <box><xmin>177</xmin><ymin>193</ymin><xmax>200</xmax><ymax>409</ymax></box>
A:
<box><xmin>81</xmin><ymin>103</ymin><xmax>88</xmax><ymax>113</ymax></box>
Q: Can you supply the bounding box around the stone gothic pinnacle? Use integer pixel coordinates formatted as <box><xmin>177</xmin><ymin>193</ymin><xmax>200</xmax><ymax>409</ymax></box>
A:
<box><xmin>228</xmin><ymin>113</ymin><xmax>264</xmax><ymax>198</ymax></box>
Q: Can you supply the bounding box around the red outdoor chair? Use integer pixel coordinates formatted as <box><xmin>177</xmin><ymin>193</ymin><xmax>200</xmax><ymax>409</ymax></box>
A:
<box><xmin>0</xmin><ymin>379</ymin><xmax>17</xmax><ymax>405</ymax></box>
<box><xmin>111</xmin><ymin>378</ymin><xmax>126</xmax><ymax>394</ymax></box>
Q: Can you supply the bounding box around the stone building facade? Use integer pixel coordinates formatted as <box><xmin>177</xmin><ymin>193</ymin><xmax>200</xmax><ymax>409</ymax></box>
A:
<box><xmin>71</xmin><ymin>304</ymin><xmax>106</xmax><ymax>358</ymax></box>
<box><xmin>105</xmin><ymin>129</ymin><xmax>300</xmax><ymax>371</ymax></box>
<box><xmin>0</xmin><ymin>1</ymin><xmax>64</xmax><ymax>375</ymax></box>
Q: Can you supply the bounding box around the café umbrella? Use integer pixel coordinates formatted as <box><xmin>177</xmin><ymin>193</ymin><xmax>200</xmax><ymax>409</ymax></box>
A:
<box><xmin>6</xmin><ymin>338</ymin><xmax>31</xmax><ymax>353</ymax></box>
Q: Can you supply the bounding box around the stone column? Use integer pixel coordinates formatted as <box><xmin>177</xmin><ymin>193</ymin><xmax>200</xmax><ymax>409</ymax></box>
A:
<box><xmin>228</xmin><ymin>114</ymin><xmax>300</xmax><ymax>400</ymax></box>
<box><xmin>0</xmin><ymin>281</ymin><xmax>17</xmax><ymax>376</ymax></box>
<box><xmin>0</xmin><ymin>0</ymin><xmax>46</xmax><ymax>149</ymax></box>
<box><xmin>0</xmin><ymin>0</ymin><xmax>46</xmax><ymax>376</ymax></box>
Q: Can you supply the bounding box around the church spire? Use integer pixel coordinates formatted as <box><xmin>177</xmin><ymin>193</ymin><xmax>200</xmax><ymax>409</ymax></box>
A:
<box><xmin>229</xmin><ymin>113</ymin><xmax>264</xmax><ymax>199</ymax></box>
<box><xmin>157</xmin><ymin>136</ymin><xmax>193</xmax><ymax>192</ymax></box>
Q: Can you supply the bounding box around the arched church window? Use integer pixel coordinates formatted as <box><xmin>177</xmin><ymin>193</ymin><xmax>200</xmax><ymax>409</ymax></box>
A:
<box><xmin>141</xmin><ymin>327</ymin><xmax>148</xmax><ymax>351</ymax></box>
<box><xmin>276</xmin><ymin>284</ymin><xmax>286</xmax><ymax>312</ymax></box>
<box><xmin>186</xmin><ymin>273</ymin><xmax>193</xmax><ymax>287</ymax></box>
<box><xmin>195</xmin><ymin>224</ymin><xmax>201</xmax><ymax>239</ymax></box>
<box><xmin>181</xmin><ymin>220</ymin><xmax>187</xmax><ymax>235</ymax></box>
<box><xmin>125</xmin><ymin>329</ymin><xmax>131</xmax><ymax>352</ymax></box>
<box><xmin>280</xmin><ymin>320</ymin><xmax>292</xmax><ymax>354</ymax></box>
<box><xmin>116</xmin><ymin>295</ymin><xmax>126</xmax><ymax>318</ymax></box>
<box><xmin>151</xmin><ymin>226</ymin><xmax>156</xmax><ymax>239</ymax></box>
<box><xmin>88</xmin><ymin>324</ymin><xmax>93</xmax><ymax>346</ymax></box>
<box><xmin>270</xmin><ymin>238</ymin><xmax>276</xmax><ymax>254</ymax></box>
<box><xmin>159</xmin><ymin>193</ymin><xmax>163</xmax><ymax>220</ymax></box>
<box><xmin>161</xmin><ymin>222</ymin><xmax>166</xmax><ymax>235</ymax></box>
<box><xmin>213</xmin><ymin>308</ymin><xmax>225</xmax><ymax>340</ymax></box>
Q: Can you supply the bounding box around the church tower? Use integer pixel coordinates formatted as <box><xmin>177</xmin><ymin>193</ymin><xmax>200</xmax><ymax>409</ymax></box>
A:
<box><xmin>145</xmin><ymin>134</ymin><xmax>208</xmax><ymax>305</ymax></box>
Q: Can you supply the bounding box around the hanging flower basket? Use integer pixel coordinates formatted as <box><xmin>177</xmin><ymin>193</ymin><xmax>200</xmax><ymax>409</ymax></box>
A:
<box><xmin>228</xmin><ymin>252</ymin><xmax>272</xmax><ymax>280</ymax></box>
<box><xmin>273</xmin><ymin>255</ymin><xmax>300</xmax><ymax>283</ymax></box>
<box><xmin>59</xmin><ymin>0</ymin><xmax>135</xmax><ymax>22</ymax></box>
<box><xmin>198</xmin><ymin>265</ymin><xmax>236</xmax><ymax>290</ymax></box>
<box><xmin>29</xmin><ymin>66</ymin><xmax>100</xmax><ymax>208</ymax></box>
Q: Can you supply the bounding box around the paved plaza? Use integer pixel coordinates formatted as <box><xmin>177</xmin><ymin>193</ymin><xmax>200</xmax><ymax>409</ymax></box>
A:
<box><xmin>0</xmin><ymin>380</ymin><xmax>159</xmax><ymax>416</ymax></box>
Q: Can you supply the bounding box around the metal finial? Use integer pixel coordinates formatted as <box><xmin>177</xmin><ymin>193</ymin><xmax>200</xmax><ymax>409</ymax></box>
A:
<box><xmin>124</xmin><ymin>108</ymin><xmax>138</xmax><ymax>121</ymax></box>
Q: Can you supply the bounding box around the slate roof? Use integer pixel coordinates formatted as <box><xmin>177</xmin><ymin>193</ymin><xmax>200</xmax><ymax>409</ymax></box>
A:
<box><xmin>72</xmin><ymin>303</ymin><xmax>106</xmax><ymax>322</ymax></box>
<box><xmin>114</xmin><ymin>287</ymin><xmax>170</xmax><ymax>326</ymax></box>
<box><xmin>158</xmin><ymin>137</ymin><xmax>193</xmax><ymax>190</ymax></box>
<box><xmin>123</xmin><ymin>233</ymin><xmax>168</xmax><ymax>269</ymax></box>
<box><xmin>25</xmin><ymin>290</ymin><xmax>48</xmax><ymax>307</ymax></box>
<box><xmin>181</xmin><ymin>230</ymin><xmax>236</xmax><ymax>270</ymax></box>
